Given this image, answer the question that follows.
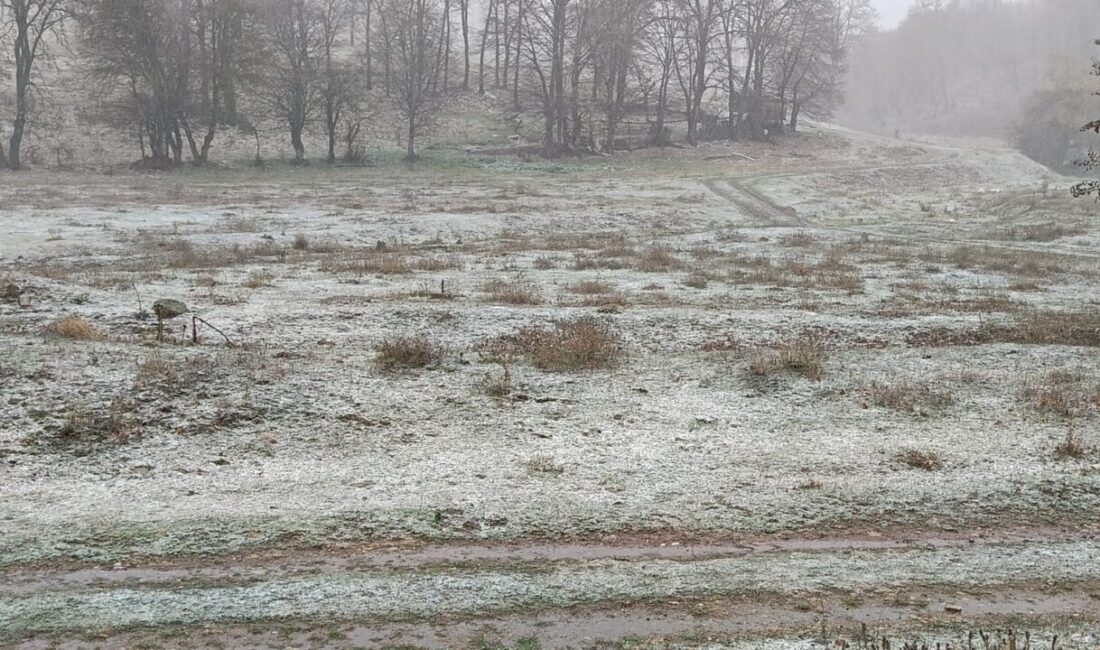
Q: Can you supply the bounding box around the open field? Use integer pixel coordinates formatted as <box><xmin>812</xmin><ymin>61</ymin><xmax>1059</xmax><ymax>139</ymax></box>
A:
<box><xmin>2</xmin><ymin>124</ymin><xmax>1099</xmax><ymax>648</ymax></box>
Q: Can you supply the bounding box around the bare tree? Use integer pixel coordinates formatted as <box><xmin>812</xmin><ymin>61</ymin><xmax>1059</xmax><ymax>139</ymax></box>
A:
<box><xmin>381</xmin><ymin>0</ymin><xmax>445</xmax><ymax>160</ymax></box>
<box><xmin>184</xmin><ymin>0</ymin><xmax>250</xmax><ymax>164</ymax></box>
<box><xmin>82</xmin><ymin>0</ymin><xmax>194</xmax><ymax>166</ymax></box>
<box><xmin>676</xmin><ymin>0</ymin><xmax>720</xmax><ymax>146</ymax></box>
<box><xmin>457</xmin><ymin>0</ymin><xmax>468</xmax><ymax>89</ymax></box>
<box><xmin>318</xmin><ymin>0</ymin><xmax>363</xmax><ymax>162</ymax></box>
<box><xmin>1</xmin><ymin>0</ymin><xmax>69</xmax><ymax>169</ymax></box>
<box><xmin>522</xmin><ymin>0</ymin><xmax>571</xmax><ymax>156</ymax></box>
<box><xmin>255</xmin><ymin>0</ymin><xmax>323</xmax><ymax>162</ymax></box>
<box><xmin>643</xmin><ymin>0</ymin><xmax>681</xmax><ymax>146</ymax></box>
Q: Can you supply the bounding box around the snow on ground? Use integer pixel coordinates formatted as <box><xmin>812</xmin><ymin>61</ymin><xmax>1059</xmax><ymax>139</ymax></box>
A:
<box><xmin>1</xmin><ymin>127</ymin><xmax>1099</xmax><ymax>647</ymax></box>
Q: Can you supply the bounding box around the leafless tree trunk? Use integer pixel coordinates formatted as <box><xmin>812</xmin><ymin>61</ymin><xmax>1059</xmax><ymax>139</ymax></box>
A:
<box><xmin>256</xmin><ymin>0</ymin><xmax>322</xmax><ymax>162</ymax></box>
<box><xmin>381</xmin><ymin>0</ymin><xmax>445</xmax><ymax>160</ymax></box>
<box><xmin>458</xmin><ymin>0</ymin><xmax>469</xmax><ymax>89</ymax></box>
<box><xmin>3</xmin><ymin>0</ymin><xmax>69</xmax><ymax>170</ymax></box>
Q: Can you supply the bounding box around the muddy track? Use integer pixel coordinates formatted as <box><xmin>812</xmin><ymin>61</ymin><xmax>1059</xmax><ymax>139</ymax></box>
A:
<box><xmin>4</xmin><ymin>527</ymin><xmax>1100</xmax><ymax>647</ymax></box>
<box><xmin>703</xmin><ymin>155</ymin><xmax>1100</xmax><ymax>263</ymax></box>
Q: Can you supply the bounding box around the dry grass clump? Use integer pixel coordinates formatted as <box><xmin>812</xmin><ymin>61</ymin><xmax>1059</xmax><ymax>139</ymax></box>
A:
<box><xmin>134</xmin><ymin>354</ymin><xmax>180</xmax><ymax>387</ymax></box>
<box><xmin>867</xmin><ymin>381</ymin><xmax>955</xmax><ymax>414</ymax></box>
<box><xmin>700</xmin><ymin>334</ymin><xmax>742</xmax><ymax>352</ymax></box>
<box><xmin>582</xmin><ymin>292</ymin><xmax>629</xmax><ymax>309</ymax></box>
<box><xmin>635</xmin><ymin>247</ymin><xmax>684</xmax><ymax>272</ymax></box>
<box><xmin>925</xmin><ymin>245</ymin><xmax>1074</xmax><ymax>277</ymax></box>
<box><xmin>480</xmin><ymin>363</ymin><xmax>513</xmax><ymax>399</ymax></box>
<box><xmin>292</xmin><ymin>233</ymin><xmax>310</xmax><ymax>251</ymax></box>
<box><xmin>525</xmin><ymin>455</ymin><xmax>565</xmax><ymax>474</ymax></box>
<box><xmin>897</xmin><ymin>448</ymin><xmax>944</xmax><ymax>471</ymax></box>
<box><xmin>166</xmin><ymin>240</ymin><xmax>288</xmax><ymax>269</ymax></box>
<box><xmin>1010</xmin><ymin>311</ymin><xmax>1100</xmax><ymax>347</ymax></box>
<box><xmin>780</xmin><ymin>231</ymin><xmax>819</xmax><ymax>247</ymax></box>
<box><xmin>58</xmin><ymin>398</ymin><xmax>140</xmax><ymax>444</ymax></box>
<box><xmin>414</xmin><ymin>255</ymin><xmax>464</xmax><ymax>272</ymax></box>
<box><xmin>908</xmin><ymin>310</ymin><xmax>1100</xmax><ymax>348</ymax></box>
<box><xmin>374</xmin><ymin>335</ymin><xmax>444</xmax><ymax>372</ymax></box>
<box><xmin>243</xmin><ymin>270</ymin><xmax>274</xmax><ymax>288</ymax></box>
<box><xmin>502</xmin><ymin>317</ymin><xmax>620</xmax><ymax>372</ymax></box>
<box><xmin>483</xmin><ymin>278</ymin><xmax>542</xmax><ymax>305</ymax></box>
<box><xmin>749</xmin><ymin>333</ymin><xmax>828</xmax><ymax>381</ymax></box>
<box><xmin>683</xmin><ymin>274</ymin><xmax>709</xmax><ymax>289</ymax></box>
<box><xmin>44</xmin><ymin>315</ymin><xmax>106</xmax><ymax>341</ymax></box>
<box><xmin>725</xmin><ymin>253</ymin><xmax>863</xmax><ymax>293</ymax></box>
<box><xmin>569</xmin><ymin>279</ymin><xmax>615</xmax><ymax>295</ymax></box>
<box><xmin>533</xmin><ymin>256</ymin><xmax>558</xmax><ymax>270</ymax></box>
<box><xmin>340</xmin><ymin>254</ymin><xmax>413</xmax><ymax>275</ymax></box>
<box><xmin>1053</xmin><ymin>430</ymin><xmax>1088</xmax><ymax>460</ymax></box>
<box><xmin>572</xmin><ymin>253</ymin><xmax>630</xmax><ymax>271</ymax></box>
<box><xmin>986</xmin><ymin>222</ymin><xmax>1086</xmax><ymax>243</ymax></box>
<box><xmin>1021</xmin><ymin>370</ymin><xmax>1099</xmax><ymax>419</ymax></box>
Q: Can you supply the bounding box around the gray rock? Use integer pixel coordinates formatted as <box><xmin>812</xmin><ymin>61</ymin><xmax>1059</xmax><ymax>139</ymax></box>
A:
<box><xmin>153</xmin><ymin>299</ymin><xmax>189</xmax><ymax>320</ymax></box>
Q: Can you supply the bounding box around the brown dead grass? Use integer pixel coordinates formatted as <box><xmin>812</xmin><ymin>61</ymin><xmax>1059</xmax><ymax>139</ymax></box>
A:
<box><xmin>908</xmin><ymin>310</ymin><xmax>1100</xmax><ymax>348</ymax></box>
<box><xmin>483</xmin><ymin>279</ymin><xmax>542</xmax><ymax>305</ymax></box>
<box><xmin>374</xmin><ymin>336</ymin><xmax>444</xmax><ymax>372</ymax></box>
<box><xmin>501</xmin><ymin>317</ymin><xmax>620</xmax><ymax>372</ymax></box>
<box><xmin>57</xmin><ymin>398</ymin><xmax>140</xmax><ymax>444</ymax></box>
<box><xmin>1054</xmin><ymin>431</ymin><xmax>1088</xmax><ymax>460</ymax></box>
<box><xmin>569</xmin><ymin>280</ymin><xmax>615</xmax><ymax>295</ymax></box>
<box><xmin>44</xmin><ymin>315</ymin><xmax>106</xmax><ymax>341</ymax></box>
<box><xmin>1021</xmin><ymin>370</ymin><xmax>1100</xmax><ymax>419</ymax></box>
<box><xmin>897</xmin><ymin>449</ymin><xmax>944</xmax><ymax>471</ymax></box>
<box><xmin>749</xmin><ymin>333</ymin><xmax>828</xmax><ymax>381</ymax></box>
<box><xmin>867</xmin><ymin>381</ymin><xmax>955</xmax><ymax>414</ymax></box>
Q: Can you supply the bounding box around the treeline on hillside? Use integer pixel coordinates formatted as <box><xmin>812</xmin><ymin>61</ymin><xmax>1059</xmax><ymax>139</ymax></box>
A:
<box><xmin>0</xmin><ymin>0</ymin><xmax>873</xmax><ymax>170</ymax></box>
<box><xmin>839</xmin><ymin>0</ymin><xmax>1100</xmax><ymax>172</ymax></box>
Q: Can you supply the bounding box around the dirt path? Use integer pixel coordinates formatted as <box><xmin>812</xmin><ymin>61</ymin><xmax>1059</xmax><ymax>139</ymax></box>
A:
<box><xmin>4</xmin><ymin>527</ymin><xmax>1100</xmax><ymax>648</ymax></box>
<box><xmin>704</xmin><ymin>156</ymin><xmax>1100</xmax><ymax>265</ymax></box>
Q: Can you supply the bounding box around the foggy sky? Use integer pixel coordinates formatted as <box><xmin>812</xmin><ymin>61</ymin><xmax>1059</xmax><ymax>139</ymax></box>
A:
<box><xmin>873</xmin><ymin>0</ymin><xmax>913</xmax><ymax>29</ymax></box>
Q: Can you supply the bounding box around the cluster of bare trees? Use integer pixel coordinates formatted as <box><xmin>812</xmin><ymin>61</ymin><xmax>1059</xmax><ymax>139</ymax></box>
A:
<box><xmin>842</xmin><ymin>0</ymin><xmax>1100</xmax><ymax>139</ymax></box>
<box><xmin>477</xmin><ymin>0</ymin><xmax>872</xmax><ymax>156</ymax></box>
<box><xmin>1</xmin><ymin>0</ymin><xmax>872</xmax><ymax>168</ymax></box>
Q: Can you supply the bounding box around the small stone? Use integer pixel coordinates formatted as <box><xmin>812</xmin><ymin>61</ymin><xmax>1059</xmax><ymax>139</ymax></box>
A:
<box><xmin>944</xmin><ymin>604</ymin><xmax>963</xmax><ymax>614</ymax></box>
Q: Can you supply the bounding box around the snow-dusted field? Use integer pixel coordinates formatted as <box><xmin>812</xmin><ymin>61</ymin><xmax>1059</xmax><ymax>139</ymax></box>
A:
<box><xmin>1</xmin><ymin>126</ymin><xmax>1098</xmax><ymax>648</ymax></box>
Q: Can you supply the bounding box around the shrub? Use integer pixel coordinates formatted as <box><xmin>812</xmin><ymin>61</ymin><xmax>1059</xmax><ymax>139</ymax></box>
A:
<box><xmin>44</xmin><ymin>315</ymin><xmax>106</xmax><ymax>341</ymax></box>
<box><xmin>292</xmin><ymin>233</ymin><xmax>310</xmax><ymax>251</ymax></box>
<box><xmin>504</xmin><ymin>317</ymin><xmax>620</xmax><ymax>372</ymax></box>
<box><xmin>374</xmin><ymin>336</ymin><xmax>444</xmax><ymax>371</ymax></box>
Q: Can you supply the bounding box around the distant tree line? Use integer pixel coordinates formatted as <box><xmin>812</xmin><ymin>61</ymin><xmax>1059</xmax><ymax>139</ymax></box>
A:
<box><xmin>841</xmin><ymin>0</ymin><xmax>1100</xmax><ymax>172</ymax></box>
<box><xmin>0</xmin><ymin>0</ymin><xmax>873</xmax><ymax>169</ymax></box>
